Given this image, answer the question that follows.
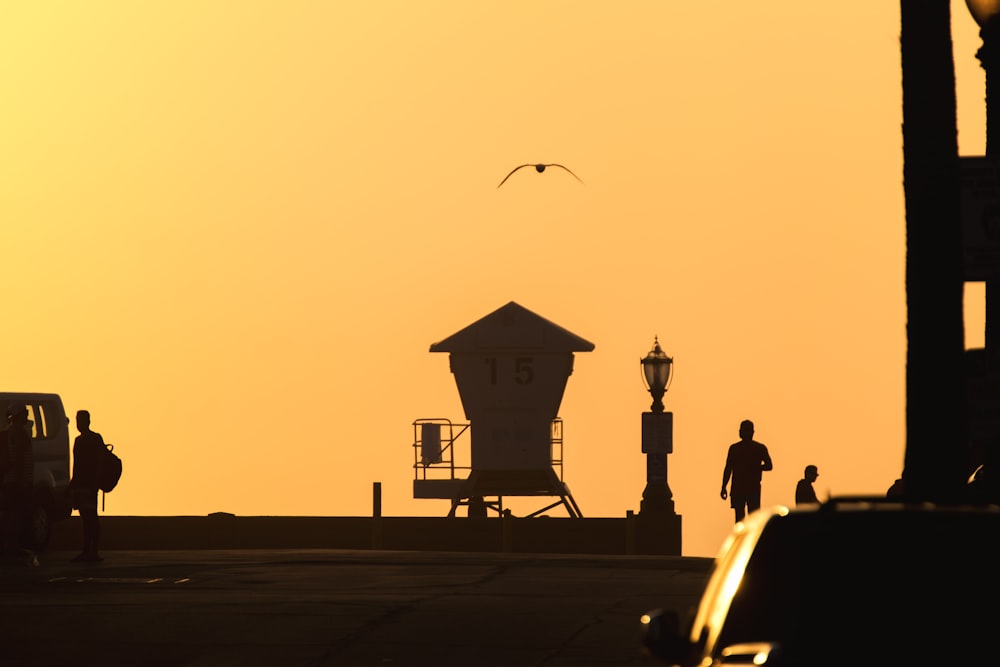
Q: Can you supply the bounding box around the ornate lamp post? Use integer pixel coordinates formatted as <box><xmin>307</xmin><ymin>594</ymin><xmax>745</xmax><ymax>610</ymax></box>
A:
<box><xmin>968</xmin><ymin>0</ymin><xmax>1000</xmax><ymax>349</ymax></box>
<box><xmin>964</xmin><ymin>0</ymin><xmax>1000</xmax><ymax>493</ymax></box>
<box><xmin>639</xmin><ymin>337</ymin><xmax>675</xmax><ymax>515</ymax></box>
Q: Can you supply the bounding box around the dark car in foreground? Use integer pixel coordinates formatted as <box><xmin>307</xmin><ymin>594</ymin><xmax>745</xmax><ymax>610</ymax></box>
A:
<box><xmin>641</xmin><ymin>498</ymin><xmax>1000</xmax><ymax>666</ymax></box>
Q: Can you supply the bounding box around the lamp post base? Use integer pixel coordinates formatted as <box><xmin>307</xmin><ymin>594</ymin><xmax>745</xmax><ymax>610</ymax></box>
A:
<box><xmin>631</xmin><ymin>503</ymin><xmax>682</xmax><ymax>555</ymax></box>
<box><xmin>639</xmin><ymin>482</ymin><xmax>675</xmax><ymax>516</ymax></box>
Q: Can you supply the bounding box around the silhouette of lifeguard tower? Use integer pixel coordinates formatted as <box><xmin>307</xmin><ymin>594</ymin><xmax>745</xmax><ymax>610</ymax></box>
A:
<box><xmin>412</xmin><ymin>302</ymin><xmax>594</xmax><ymax>518</ymax></box>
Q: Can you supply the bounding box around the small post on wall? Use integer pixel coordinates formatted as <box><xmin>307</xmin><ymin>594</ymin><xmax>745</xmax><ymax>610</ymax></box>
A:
<box><xmin>371</xmin><ymin>482</ymin><xmax>383</xmax><ymax>549</ymax></box>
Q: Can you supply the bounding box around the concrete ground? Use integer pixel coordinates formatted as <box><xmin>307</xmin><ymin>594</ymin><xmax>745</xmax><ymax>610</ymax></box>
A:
<box><xmin>0</xmin><ymin>548</ymin><xmax>712</xmax><ymax>667</ymax></box>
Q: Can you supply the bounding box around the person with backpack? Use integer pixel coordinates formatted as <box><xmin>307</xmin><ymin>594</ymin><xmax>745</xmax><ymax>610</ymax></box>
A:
<box><xmin>70</xmin><ymin>409</ymin><xmax>105</xmax><ymax>562</ymax></box>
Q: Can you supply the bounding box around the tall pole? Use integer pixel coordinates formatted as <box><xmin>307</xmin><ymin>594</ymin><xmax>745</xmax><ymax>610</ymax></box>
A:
<box><xmin>900</xmin><ymin>0</ymin><xmax>968</xmax><ymax>502</ymax></box>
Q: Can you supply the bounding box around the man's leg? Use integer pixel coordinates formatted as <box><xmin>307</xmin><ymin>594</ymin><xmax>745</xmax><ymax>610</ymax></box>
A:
<box><xmin>82</xmin><ymin>504</ymin><xmax>101</xmax><ymax>560</ymax></box>
<box><xmin>73</xmin><ymin>491</ymin><xmax>101</xmax><ymax>562</ymax></box>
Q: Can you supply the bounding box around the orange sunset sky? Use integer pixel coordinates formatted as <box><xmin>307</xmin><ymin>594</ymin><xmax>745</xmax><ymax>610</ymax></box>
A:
<box><xmin>1</xmin><ymin>2</ymin><xmax>989</xmax><ymax>557</ymax></box>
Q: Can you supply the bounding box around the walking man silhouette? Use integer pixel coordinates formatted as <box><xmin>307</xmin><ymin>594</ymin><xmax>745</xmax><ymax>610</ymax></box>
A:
<box><xmin>720</xmin><ymin>419</ymin><xmax>773</xmax><ymax>522</ymax></box>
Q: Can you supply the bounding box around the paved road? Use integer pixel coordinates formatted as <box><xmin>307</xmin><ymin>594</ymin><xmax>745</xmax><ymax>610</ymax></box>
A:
<box><xmin>0</xmin><ymin>549</ymin><xmax>712</xmax><ymax>667</ymax></box>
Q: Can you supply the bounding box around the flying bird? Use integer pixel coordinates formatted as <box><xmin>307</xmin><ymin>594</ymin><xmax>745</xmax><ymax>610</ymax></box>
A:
<box><xmin>497</xmin><ymin>163</ymin><xmax>584</xmax><ymax>188</ymax></box>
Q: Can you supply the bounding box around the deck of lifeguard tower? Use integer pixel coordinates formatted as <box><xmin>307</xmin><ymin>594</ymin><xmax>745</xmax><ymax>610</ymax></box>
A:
<box><xmin>412</xmin><ymin>417</ymin><xmax>583</xmax><ymax>518</ymax></box>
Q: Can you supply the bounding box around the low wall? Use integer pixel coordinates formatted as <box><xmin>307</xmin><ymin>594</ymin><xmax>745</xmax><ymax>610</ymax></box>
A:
<box><xmin>48</xmin><ymin>513</ymin><xmax>683</xmax><ymax>555</ymax></box>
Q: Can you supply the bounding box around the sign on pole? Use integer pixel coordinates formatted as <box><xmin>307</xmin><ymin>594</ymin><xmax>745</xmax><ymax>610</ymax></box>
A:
<box><xmin>960</xmin><ymin>156</ymin><xmax>1000</xmax><ymax>280</ymax></box>
<box><xmin>641</xmin><ymin>411</ymin><xmax>673</xmax><ymax>453</ymax></box>
<box><xmin>966</xmin><ymin>348</ymin><xmax>1000</xmax><ymax>446</ymax></box>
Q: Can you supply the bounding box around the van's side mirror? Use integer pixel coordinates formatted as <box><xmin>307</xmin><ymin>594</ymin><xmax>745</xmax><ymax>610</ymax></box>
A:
<box><xmin>640</xmin><ymin>608</ymin><xmax>687</xmax><ymax>664</ymax></box>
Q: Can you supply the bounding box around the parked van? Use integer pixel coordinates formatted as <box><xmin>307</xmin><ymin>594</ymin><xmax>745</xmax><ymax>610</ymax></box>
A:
<box><xmin>0</xmin><ymin>392</ymin><xmax>72</xmax><ymax>550</ymax></box>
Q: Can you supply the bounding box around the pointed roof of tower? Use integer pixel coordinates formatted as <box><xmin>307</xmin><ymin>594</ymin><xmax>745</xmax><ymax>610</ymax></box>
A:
<box><xmin>430</xmin><ymin>301</ymin><xmax>595</xmax><ymax>352</ymax></box>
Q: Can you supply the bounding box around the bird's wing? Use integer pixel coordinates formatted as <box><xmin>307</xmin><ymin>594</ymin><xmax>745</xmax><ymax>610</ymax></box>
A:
<box><xmin>497</xmin><ymin>164</ymin><xmax>534</xmax><ymax>188</ymax></box>
<box><xmin>547</xmin><ymin>163</ymin><xmax>585</xmax><ymax>184</ymax></box>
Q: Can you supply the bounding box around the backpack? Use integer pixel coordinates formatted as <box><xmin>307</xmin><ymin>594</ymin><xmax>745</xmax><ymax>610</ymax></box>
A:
<box><xmin>98</xmin><ymin>442</ymin><xmax>123</xmax><ymax>493</ymax></box>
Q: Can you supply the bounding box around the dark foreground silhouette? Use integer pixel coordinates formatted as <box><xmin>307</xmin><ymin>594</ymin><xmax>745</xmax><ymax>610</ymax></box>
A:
<box><xmin>643</xmin><ymin>499</ymin><xmax>1000</xmax><ymax>665</ymax></box>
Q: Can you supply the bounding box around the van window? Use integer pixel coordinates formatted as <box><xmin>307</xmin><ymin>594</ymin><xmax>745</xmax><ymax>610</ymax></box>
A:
<box><xmin>0</xmin><ymin>400</ymin><xmax>64</xmax><ymax>441</ymax></box>
<box><xmin>0</xmin><ymin>401</ymin><xmax>41</xmax><ymax>438</ymax></box>
<box><xmin>25</xmin><ymin>401</ymin><xmax>61</xmax><ymax>441</ymax></box>
<box><xmin>29</xmin><ymin>403</ymin><xmax>46</xmax><ymax>439</ymax></box>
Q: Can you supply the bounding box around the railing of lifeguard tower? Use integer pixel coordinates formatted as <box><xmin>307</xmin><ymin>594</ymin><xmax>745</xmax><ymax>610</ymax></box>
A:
<box><xmin>412</xmin><ymin>418</ymin><xmax>567</xmax><ymax>481</ymax></box>
<box><xmin>412</xmin><ymin>419</ymin><xmax>470</xmax><ymax>481</ymax></box>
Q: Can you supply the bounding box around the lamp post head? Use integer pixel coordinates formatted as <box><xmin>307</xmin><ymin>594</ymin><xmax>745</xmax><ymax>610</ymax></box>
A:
<box><xmin>967</xmin><ymin>0</ymin><xmax>1000</xmax><ymax>27</ymax></box>
<box><xmin>640</xmin><ymin>336</ymin><xmax>673</xmax><ymax>413</ymax></box>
